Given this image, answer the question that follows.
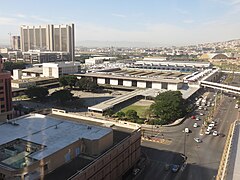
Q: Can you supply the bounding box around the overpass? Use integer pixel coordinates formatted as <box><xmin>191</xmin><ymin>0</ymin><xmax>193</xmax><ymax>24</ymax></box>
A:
<box><xmin>200</xmin><ymin>80</ymin><xmax>240</xmax><ymax>95</ymax></box>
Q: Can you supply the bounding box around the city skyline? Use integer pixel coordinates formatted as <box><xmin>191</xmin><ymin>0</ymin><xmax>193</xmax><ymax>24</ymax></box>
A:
<box><xmin>0</xmin><ymin>0</ymin><xmax>240</xmax><ymax>47</ymax></box>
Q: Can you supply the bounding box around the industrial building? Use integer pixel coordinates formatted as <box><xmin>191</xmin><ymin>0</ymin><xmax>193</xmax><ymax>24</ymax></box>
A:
<box><xmin>130</xmin><ymin>60</ymin><xmax>212</xmax><ymax>72</ymax></box>
<box><xmin>0</xmin><ymin>55</ymin><xmax>12</xmax><ymax>122</ymax></box>
<box><xmin>76</xmin><ymin>68</ymin><xmax>186</xmax><ymax>91</ymax></box>
<box><xmin>0</xmin><ymin>110</ymin><xmax>141</xmax><ymax>180</ymax></box>
<box><xmin>20</xmin><ymin>24</ymin><xmax>75</xmax><ymax>60</ymax></box>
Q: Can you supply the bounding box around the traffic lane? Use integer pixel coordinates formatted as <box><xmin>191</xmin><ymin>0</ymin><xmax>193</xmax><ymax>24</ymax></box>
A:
<box><xmin>139</xmin><ymin>146</ymin><xmax>186</xmax><ymax>180</ymax></box>
<box><xmin>180</xmin><ymin>96</ymin><xmax>239</xmax><ymax>180</ymax></box>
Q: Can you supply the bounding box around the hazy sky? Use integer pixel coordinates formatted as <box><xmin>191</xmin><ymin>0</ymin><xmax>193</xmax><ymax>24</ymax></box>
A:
<box><xmin>0</xmin><ymin>0</ymin><xmax>240</xmax><ymax>46</ymax></box>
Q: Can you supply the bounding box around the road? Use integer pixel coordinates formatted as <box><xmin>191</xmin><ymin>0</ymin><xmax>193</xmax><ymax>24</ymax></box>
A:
<box><xmin>138</xmin><ymin>92</ymin><xmax>239</xmax><ymax>180</ymax></box>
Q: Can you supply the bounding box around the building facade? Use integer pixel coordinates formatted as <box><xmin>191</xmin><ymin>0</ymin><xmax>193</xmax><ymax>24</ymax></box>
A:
<box><xmin>20</xmin><ymin>24</ymin><xmax>75</xmax><ymax>61</ymax></box>
<box><xmin>0</xmin><ymin>55</ymin><xmax>12</xmax><ymax>122</ymax></box>
<box><xmin>11</xmin><ymin>36</ymin><xmax>21</xmax><ymax>50</ymax></box>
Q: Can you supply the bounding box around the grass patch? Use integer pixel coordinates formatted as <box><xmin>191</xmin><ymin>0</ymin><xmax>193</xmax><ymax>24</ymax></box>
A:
<box><xmin>121</xmin><ymin>105</ymin><xmax>149</xmax><ymax>118</ymax></box>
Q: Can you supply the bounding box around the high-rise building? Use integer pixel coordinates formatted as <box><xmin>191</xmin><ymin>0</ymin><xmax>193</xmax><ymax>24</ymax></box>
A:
<box><xmin>20</xmin><ymin>24</ymin><xmax>75</xmax><ymax>61</ymax></box>
<box><xmin>11</xmin><ymin>36</ymin><xmax>21</xmax><ymax>50</ymax></box>
<box><xmin>0</xmin><ymin>54</ymin><xmax>12</xmax><ymax>122</ymax></box>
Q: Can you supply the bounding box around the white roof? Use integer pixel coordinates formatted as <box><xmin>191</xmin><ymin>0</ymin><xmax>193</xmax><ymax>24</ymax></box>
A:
<box><xmin>0</xmin><ymin>114</ymin><xmax>112</xmax><ymax>160</ymax></box>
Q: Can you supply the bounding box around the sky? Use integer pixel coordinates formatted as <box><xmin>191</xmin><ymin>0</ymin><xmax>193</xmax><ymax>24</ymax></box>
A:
<box><xmin>0</xmin><ymin>0</ymin><xmax>240</xmax><ymax>47</ymax></box>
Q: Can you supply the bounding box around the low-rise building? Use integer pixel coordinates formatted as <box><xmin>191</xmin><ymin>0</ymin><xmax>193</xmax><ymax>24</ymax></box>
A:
<box><xmin>0</xmin><ymin>110</ymin><xmax>141</xmax><ymax>180</ymax></box>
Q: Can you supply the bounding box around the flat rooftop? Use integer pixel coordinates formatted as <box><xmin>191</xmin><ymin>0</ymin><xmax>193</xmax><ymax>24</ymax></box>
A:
<box><xmin>11</xmin><ymin>77</ymin><xmax>57</xmax><ymax>83</ymax></box>
<box><xmin>78</xmin><ymin>68</ymin><xmax>188</xmax><ymax>83</ymax></box>
<box><xmin>0</xmin><ymin>114</ymin><xmax>112</xmax><ymax>168</ymax></box>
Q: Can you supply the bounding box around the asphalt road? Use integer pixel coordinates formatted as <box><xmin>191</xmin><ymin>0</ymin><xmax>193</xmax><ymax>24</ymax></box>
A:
<box><xmin>138</xmin><ymin>92</ymin><xmax>239</xmax><ymax>180</ymax></box>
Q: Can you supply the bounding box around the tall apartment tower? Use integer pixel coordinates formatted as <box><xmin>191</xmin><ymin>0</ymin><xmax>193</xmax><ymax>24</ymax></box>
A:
<box><xmin>20</xmin><ymin>24</ymin><xmax>75</xmax><ymax>61</ymax></box>
<box><xmin>11</xmin><ymin>36</ymin><xmax>21</xmax><ymax>50</ymax></box>
<box><xmin>0</xmin><ymin>54</ymin><xmax>12</xmax><ymax>122</ymax></box>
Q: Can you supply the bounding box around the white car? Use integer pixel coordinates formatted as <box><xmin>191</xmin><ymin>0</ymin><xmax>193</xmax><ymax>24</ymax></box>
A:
<box><xmin>207</xmin><ymin>125</ymin><xmax>213</xmax><ymax>130</ymax></box>
<box><xmin>209</xmin><ymin>123</ymin><xmax>214</xmax><ymax>127</ymax></box>
<box><xmin>205</xmin><ymin>130</ymin><xmax>211</xmax><ymax>135</ymax></box>
<box><xmin>199</xmin><ymin>113</ymin><xmax>204</xmax><ymax>116</ymax></box>
<box><xmin>184</xmin><ymin>128</ymin><xmax>190</xmax><ymax>133</ymax></box>
<box><xmin>213</xmin><ymin>131</ymin><xmax>218</xmax><ymax>136</ymax></box>
<box><xmin>194</xmin><ymin>138</ymin><xmax>202</xmax><ymax>143</ymax></box>
<box><xmin>196</xmin><ymin>117</ymin><xmax>201</xmax><ymax>121</ymax></box>
<box><xmin>193</xmin><ymin>123</ymin><xmax>198</xmax><ymax>128</ymax></box>
<box><xmin>198</xmin><ymin>106</ymin><xmax>203</xmax><ymax>110</ymax></box>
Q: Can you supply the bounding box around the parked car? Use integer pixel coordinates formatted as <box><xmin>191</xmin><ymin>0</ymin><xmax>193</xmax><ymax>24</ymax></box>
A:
<box><xmin>171</xmin><ymin>164</ymin><xmax>180</xmax><ymax>173</ymax></box>
<box><xmin>196</xmin><ymin>117</ymin><xmax>201</xmax><ymax>121</ymax></box>
<box><xmin>194</xmin><ymin>137</ymin><xmax>202</xmax><ymax>143</ymax></box>
<box><xmin>205</xmin><ymin>130</ymin><xmax>211</xmax><ymax>135</ymax></box>
<box><xmin>191</xmin><ymin>116</ymin><xmax>196</xmax><ymax>119</ymax></box>
<box><xmin>199</xmin><ymin>113</ymin><xmax>204</xmax><ymax>116</ymax></box>
<box><xmin>213</xmin><ymin>131</ymin><xmax>218</xmax><ymax>136</ymax></box>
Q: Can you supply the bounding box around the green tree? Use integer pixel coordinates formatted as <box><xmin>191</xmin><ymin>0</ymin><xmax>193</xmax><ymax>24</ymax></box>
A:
<box><xmin>116</xmin><ymin>111</ymin><xmax>125</xmax><ymax>119</ymax></box>
<box><xmin>150</xmin><ymin>91</ymin><xmax>186</xmax><ymax>124</ymax></box>
<box><xmin>51</xmin><ymin>89</ymin><xmax>73</xmax><ymax>103</ymax></box>
<box><xmin>103</xmin><ymin>109</ymin><xmax>115</xmax><ymax>117</ymax></box>
<box><xmin>25</xmin><ymin>86</ymin><xmax>49</xmax><ymax>100</ymax></box>
<box><xmin>59</xmin><ymin>75</ymin><xmax>77</xmax><ymax>89</ymax></box>
<box><xmin>76</xmin><ymin>77</ymin><xmax>98</xmax><ymax>92</ymax></box>
<box><xmin>3</xmin><ymin>62</ymin><xmax>28</xmax><ymax>74</ymax></box>
<box><xmin>125</xmin><ymin>109</ymin><xmax>139</xmax><ymax>122</ymax></box>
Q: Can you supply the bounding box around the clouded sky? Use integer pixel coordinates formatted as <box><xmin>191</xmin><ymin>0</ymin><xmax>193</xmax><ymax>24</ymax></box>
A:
<box><xmin>0</xmin><ymin>0</ymin><xmax>240</xmax><ymax>46</ymax></box>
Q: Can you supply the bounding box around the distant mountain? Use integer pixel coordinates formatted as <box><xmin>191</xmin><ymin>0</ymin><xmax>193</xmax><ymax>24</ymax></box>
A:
<box><xmin>76</xmin><ymin>40</ymin><xmax>168</xmax><ymax>48</ymax></box>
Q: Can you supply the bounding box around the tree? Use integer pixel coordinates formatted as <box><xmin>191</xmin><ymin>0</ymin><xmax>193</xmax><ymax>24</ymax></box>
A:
<box><xmin>51</xmin><ymin>89</ymin><xmax>73</xmax><ymax>103</ymax></box>
<box><xmin>76</xmin><ymin>77</ymin><xmax>98</xmax><ymax>92</ymax></box>
<box><xmin>3</xmin><ymin>62</ymin><xmax>28</xmax><ymax>74</ymax></box>
<box><xmin>125</xmin><ymin>109</ymin><xmax>139</xmax><ymax>122</ymax></box>
<box><xmin>103</xmin><ymin>109</ymin><xmax>114</xmax><ymax>117</ymax></box>
<box><xmin>150</xmin><ymin>91</ymin><xmax>186</xmax><ymax>124</ymax></box>
<box><xmin>59</xmin><ymin>75</ymin><xmax>77</xmax><ymax>89</ymax></box>
<box><xmin>25</xmin><ymin>86</ymin><xmax>49</xmax><ymax>100</ymax></box>
<box><xmin>116</xmin><ymin>111</ymin><xmax>125</xmax><ymax>120</ymax></box>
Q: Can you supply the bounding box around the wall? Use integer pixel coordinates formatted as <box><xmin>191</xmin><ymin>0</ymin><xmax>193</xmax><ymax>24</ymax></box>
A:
<box><xmin>167</xmin><ymin>83</ymin><xmax>178</xmax><ymax>90</ymax></box>
<box><xmin>123</xmin><ymin>80</ymin><xmax>132</xmax><ymax>87</ymax></box>
<box><xmin>152</xmin><ymin>82</ymin><xmax>161</xmax><ymax>89</ymax></box>
<box><xmin>137</xmin><ymin>81</ymin><xmax>146</xmax><ymax>88</ymax></box>
<box><xmin>71</xmin><ymin>130</ymin><xmax>141</xmax><ymax>180</ymax></box>
<box><xmin>110</xmin><ymin>79</ymin><xmax>118</xmax><ymax>86</ymax></box>
<box><xmin>97</xmin><ymin>78</ymin><xmax>105</xmax><ymax>84</ymax></box>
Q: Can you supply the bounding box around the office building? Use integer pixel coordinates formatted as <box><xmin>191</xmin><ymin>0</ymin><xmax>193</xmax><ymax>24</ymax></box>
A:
<box><xmin>11</xmin><ymin>36</ymin><xmax>21</xmax><ymax>50</ymax></box>
<box><xmin>0</xmin><ymin>55</ymin><xmax>12</xmax><ymax>122</ymax></box>
<box><xmin>20</xmin><ymin>24</ymin><xmax>75</xmax><ymax>60</ymax></box>
<box><xmin>0</xmin><ymin>110</ymin><xmax>141</xmax><ymax>180</ymax></box>
<box><xmin>22</xmin><ymin>50</ymin><xmax>71</xmax><ymax>63</ymax></box>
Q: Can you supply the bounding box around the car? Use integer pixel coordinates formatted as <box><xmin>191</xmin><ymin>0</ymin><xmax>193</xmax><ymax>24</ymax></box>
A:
<box><xmin>191</xmin><ymin>116</ymin><xmax>196</xmax><ymax>119</ymax></box>
<box><xmin>204</xmin><ymin>107</ymin><xmax>207</xmax><ymax>110</ymax></box>
<box><xmin>213</xmin><ymin>131</ymin><xmax>218</xmax><ymax>136</ymax></box>
<box><xmin>193</xmin><ymin>123</ymin><xmax>198</xmax><ymax>128</ymax></box>
<box><xmin>209</xmin><ymin>123</ymin><xmax>214</xmax><ymax>127</ymax></box>
<box><xmin>205</xmin><ymin>130</ymin><xmax>211</xmax><ymax>135</ymax></box>
<box><xmin>132</xmin><ymin>168</ymin><xmax>140</xmax><ymax>176</ymax></box>
<box><xmin>199</xmin><ymin>113</ymin><xmax>204</xmax><ymax>116</ymax></box>
<box><xmin>198</xmin><ymin>106</ymin><xmax>203</xmax><ymax>110</ymax></box>
<box><xmin>184</xmin><ymin>128</ymin><xmax>190</xmax><ymax>133</ymax></box>
<box><xmin>171</xmin><ymin>164</ymin><xmax>180</xmax><ymax>173</ymax></box>
<box><xmin>194</xmin><ymin>137</ymin><xmax>202</xmax><ymax>143</ymax></box>
<box><xmin>207</xmin><ymin>126</ymin><xmax>213</xmax><ymax>130</ymax></box>
<box><xmin>196</xmin><ymin>117</ymin><xmax>201</xmax><ymax>121</ymax></box>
